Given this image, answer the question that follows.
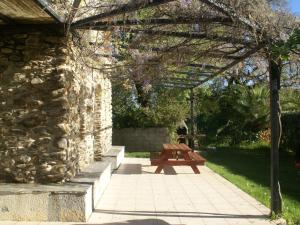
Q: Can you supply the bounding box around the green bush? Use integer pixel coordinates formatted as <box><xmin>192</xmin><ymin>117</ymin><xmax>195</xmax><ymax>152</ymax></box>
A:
<box><xmin>196</xmin><ymin>85</ymin><xmax>269</xmax><ymax>144</ymax></box>
<box><xmin>112</xmin><ymin>84</ymin><xmax>189</xmax><ymax>132</ymax></box>
<box><xmin>281</xmin><ymin>112</ymin><xmax>300</xmax><ymax>154</ymax></box>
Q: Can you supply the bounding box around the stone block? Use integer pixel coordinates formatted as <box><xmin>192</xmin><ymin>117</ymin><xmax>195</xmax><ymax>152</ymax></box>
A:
<box><xmin>103</xmin><ymin>146</ymin><xmax>125</xmax><ymax>170</ymax></box>
<box><xmin>0</xmin><ymin>183</ymin><xmax>92</xmax><ymax>222</ymax></box>
<box><xmin>70</xmin><ymin>161</ymin><xmax>112</xmax><ymax>208</ymax></box>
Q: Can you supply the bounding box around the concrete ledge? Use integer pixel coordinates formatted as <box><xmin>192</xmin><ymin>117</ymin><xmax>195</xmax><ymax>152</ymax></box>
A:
<box><xmin>0</xmin><ymin>151</ymin><xmax>124</xmax><ymax>222</ymax></box>
<box><xmin>70</xmin><ymin>161</ymin><xmax>112</xmax><ymax>209</ymax></box>
<box><xmin>103</xmin><ymin>146</ymin><xmax>125</xmax><ymax>170</ymax></box>
<box><xmin>0</xmin><ymin>183</ymin><xmax>92</xmax><ymax>222</ymax></box>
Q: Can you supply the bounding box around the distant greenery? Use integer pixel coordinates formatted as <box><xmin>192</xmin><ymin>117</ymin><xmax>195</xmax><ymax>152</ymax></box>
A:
<box><xmin>195</xmin><ymin>84</ymin><xmax>300</xmax><ymax>146</ymax></box>
<box><xmin>112</xmin><ymin>84</ymin><xmax>189</xmax><ymax>132</ymax></box>
<box><xmin>196</xmin><ymin>84</ymin><xmax>270</xmax><ymax>144</ymax></box>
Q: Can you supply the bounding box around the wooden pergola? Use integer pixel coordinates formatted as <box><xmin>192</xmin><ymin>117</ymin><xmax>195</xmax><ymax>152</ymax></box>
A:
<box><xmin>0</xmin><ymin>0</ymin><xmax>288</xmax><ymax>216</ymax></box>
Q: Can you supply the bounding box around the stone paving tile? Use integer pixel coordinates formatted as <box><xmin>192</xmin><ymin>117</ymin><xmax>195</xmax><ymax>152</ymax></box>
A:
<box><xmin>1</xmin><ymin>157</ymin><xmax>274</xmax><ymax>225</ymax></box>
<box><xmin>0</xmin><ymin>222</ymin><xmax>17</xmax><ymax>225</ymax></box>
<box><xmin>16</xmin><ymin>222</ymin><xmax>41</xmax><ymax>225</ymax></box>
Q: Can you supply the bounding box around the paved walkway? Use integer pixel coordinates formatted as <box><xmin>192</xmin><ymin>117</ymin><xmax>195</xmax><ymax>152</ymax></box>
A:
<box><xmin>1</xmin><ymin>158</ymin><xmax>273</xmax><ymax>225</ymax></box>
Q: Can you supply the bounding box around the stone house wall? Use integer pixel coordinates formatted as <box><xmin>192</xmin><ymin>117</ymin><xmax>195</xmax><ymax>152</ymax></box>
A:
<box><xmin>112</xmin><ymin>128</ymin><xmax>171</xmax><ymax>152</ymax></box>
<box><xmin>0</xmin><ymin>26</ymin><xmax>112</xmax><ymax>183</ymax></box>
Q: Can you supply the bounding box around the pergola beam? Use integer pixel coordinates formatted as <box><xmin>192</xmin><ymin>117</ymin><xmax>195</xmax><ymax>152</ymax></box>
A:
<box><xmin>168</xmin><ymin>70</ymin><xmax>212</xmax><ymax>76</ymax></box>
<box><xmin>198</xmin><ymin>0</ymin><xmax>258</xmax><ymax>31</ymax></box>
<box><xmin>187</xmin><ymin>63</ymin><xmax>222</xmax><ymax>70</ymax></box>
<box><xmin>269</xmin><ymin>58</ymin><xmax>283</xmax><ymax>215</ymax></box>
<box><xmin>158</xmin><ymin>83</ymin><xmax>196</xmax><ymax>89</ymax></box>
<box><xmin>87</xmin><ymin>27</ymin><xmax>254</xmax><ymax>46</ymax></box>
<box><xmin>198</xmin><ymin>43</ymin><xmax>266</xmax><ymax>85</ymax></box>
<box><xmin>77</xmin><ymin>17</ymin><xmax>233</xmax><ymax>28</ymax></box>
<box><xmin>72</xmin><ymin>0</ymin><xmax>175</xmax><ymax>27</ymax></box>
<box><xmin>33</xmin><ymin>0</ymin><xmax>65</xmax><ymax>23</ymax></box>
<box><xmin>67</xmin><ymin>0</ymin><xmax>82</xmax><ymax>25</ymax></box>
<box><xmin>159</xmin><ymin>77</ymin><xmax>204</xmax><ymax>84</ymax></box>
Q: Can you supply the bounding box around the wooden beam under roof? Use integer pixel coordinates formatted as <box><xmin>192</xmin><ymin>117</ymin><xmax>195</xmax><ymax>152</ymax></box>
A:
<box><xmin>33</xmin><ymin>0</ymin><xmax>64</xmax><ymax>23</ymax></box>
<box><xmin>72</xmin><ymin>0</ymin><xmax>175</xmax><ymax>27</ymax></box>
<box><xmin>0</xmin><ymin>12</ymin><xmax>14</xmax><ymax>24</ymax></box>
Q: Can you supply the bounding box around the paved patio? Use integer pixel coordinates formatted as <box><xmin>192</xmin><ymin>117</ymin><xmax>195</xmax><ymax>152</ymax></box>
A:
<box><xmin>1</xmin><ymin>157</ymin><xmax>273</xmax><ymax>225</ymax></box>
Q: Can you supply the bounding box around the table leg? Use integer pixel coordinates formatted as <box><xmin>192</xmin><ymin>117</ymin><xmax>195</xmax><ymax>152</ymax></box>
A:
<box><xmin>155</xmin><ymin>153</ymin><xmax>168</xmax><ymax>174</ymax></box>
<box><xmin>183</xmin><ymin>152</ymin><xmax>200</xmax><ymax>174</ymax></box>
<box><xmin>155</xmin><ymin>165</ymin><xmax>164</xmax><ymax>173</ymax></box>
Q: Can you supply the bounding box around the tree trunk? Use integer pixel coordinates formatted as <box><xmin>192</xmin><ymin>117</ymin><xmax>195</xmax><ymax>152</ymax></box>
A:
<box><xmin>269</xmin><ymin>58</ymin><xmax>283</xmax><ymax>215</ymax></box>
<box><xmin>189</xmin><ymin>88</ymin><xmax>195</xmax><ymax>150</ymax></box>
<box><xmin>134</xmin><ymin>81</ymin><xmax>150</xmax><ymax>107</ymax></box>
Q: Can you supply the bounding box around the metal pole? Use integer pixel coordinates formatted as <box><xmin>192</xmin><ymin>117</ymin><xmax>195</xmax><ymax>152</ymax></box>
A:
<box><xmin>189</xmin><ymin>88</ymin><xmax>195</xmax><ymax>150</ymax></box>
<box><xmin>269</xmin><ymin>58</ymin><xmax>283</xmax><ymax>215</ymax></box>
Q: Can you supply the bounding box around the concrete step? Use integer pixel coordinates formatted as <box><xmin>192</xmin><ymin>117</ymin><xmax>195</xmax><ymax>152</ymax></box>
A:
<box><xmin>70</xmin><ymin>161</ymin><xmax>111</xmax><ymax>209</ymax></box>
<box><xmin>103</xmin><ymin>146</ymin><xmax>125</xmax><ymax>170</ymax></box>
<box><xmin>0</xmin><ymin>146</ymin><xmax>125</xmax><ymax>222</ymax></box>
<box><xmin>0</xmin><ymin>183</ymin><xmax>92</xmax><ymax>222</ymax></box>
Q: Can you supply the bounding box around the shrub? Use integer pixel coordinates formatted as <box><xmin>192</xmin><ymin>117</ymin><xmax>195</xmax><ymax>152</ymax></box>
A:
<box><xmin>281</xmin><ymin>112</ymin><xmax>300</xmax><ymax>154</ymax></box>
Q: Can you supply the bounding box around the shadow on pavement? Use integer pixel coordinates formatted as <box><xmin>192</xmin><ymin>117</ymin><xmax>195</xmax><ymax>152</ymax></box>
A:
<box><xmin>74</xmin><ymin>218</ymin><xmax>174</xmax><ymax>225</ymax></box>
<box><xmin>93</xmin><ymin>209</ymin><xmax>268</xmax><ymax>219</ymax></box>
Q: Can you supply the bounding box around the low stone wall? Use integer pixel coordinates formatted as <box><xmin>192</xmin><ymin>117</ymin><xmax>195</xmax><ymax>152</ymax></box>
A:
<box><xmin>0</xmin><ymin>26</ymin><xmax>112</xmax><ymax>183</ymax></box>
<box><xmin>112</xmin><ymin>128</ymin><xmax>171</xmax><ymax>152</ymax></box>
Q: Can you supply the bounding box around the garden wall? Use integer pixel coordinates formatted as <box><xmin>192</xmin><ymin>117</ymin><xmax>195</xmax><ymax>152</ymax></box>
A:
<box><xmin>0</xmin><ymin>26</ymin><xmax>112</xmax><ymax>183</ymax></box>
<box><xmin>112</xmin><ymin>128</ymin><xmax>171</xmax><ymax>152</ymax></box>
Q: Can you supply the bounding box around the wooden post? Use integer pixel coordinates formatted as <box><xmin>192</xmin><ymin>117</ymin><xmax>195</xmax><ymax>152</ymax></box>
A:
<box><xmin>189</xmin><ymin>88</ymin><xmax>195</xmax><ymax>150</ymax></box>
<box><xmin>269</xmin><ymin>58</ymin><xmax>283</xmax><ymax>215</ymax></box>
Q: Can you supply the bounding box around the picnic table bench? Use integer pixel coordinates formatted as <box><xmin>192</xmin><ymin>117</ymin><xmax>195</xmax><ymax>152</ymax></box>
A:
<box><xmin>150</xmin><ymin>143</ymin><xmax>206</xmax><ymax>174</ymax></box>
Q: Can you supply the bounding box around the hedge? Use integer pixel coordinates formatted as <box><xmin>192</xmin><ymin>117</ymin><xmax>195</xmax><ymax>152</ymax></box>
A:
<box><xmin>281</xmin><ymin>112</ymin><xmax>300</xmax><ymax>156</ymax></box>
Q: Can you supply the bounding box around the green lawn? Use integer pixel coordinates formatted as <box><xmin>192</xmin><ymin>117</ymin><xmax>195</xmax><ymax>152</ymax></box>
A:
<box><xmin>125</xmin><ymin>144</ymin><xmax>300</xmax><ymax>225</ymax></box>
<box><xmin>125</xmin><ymin>151</ymin><xmax>151</xmax><ymax>158</ymax></box>
<box><xmin>203</xmin><ymin>143</ymin><xmax>300</xmax><ymax>225</ymax></box>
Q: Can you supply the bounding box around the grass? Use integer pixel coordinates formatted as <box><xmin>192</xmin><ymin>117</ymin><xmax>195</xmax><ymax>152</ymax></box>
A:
<box><xmin>125</xmin><ymin>151</ymin><xmax>151</xmax><ymax>158</ymax></box>
<box><xmin>202</xmin><ymin>142</ymin><xmax>300</xmax><ymax>225</ymax></box>
<box><xmin>125</xmin><ymin>143</ymin><xmax>300</xmax><ymax>225</ymax></box>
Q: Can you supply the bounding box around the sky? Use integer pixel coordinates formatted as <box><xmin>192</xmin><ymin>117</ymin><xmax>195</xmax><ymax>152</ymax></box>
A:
<box><xmin>288</xmin><ymin>0</ymin><xmax>300</xmax><ymax>15</ymax></box>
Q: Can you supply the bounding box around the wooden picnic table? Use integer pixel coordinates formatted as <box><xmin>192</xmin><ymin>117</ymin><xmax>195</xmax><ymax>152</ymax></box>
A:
<box><xmin>151</xmin><ymin>143</ymin><xmax>206</xmax><ymax>174</ymax></box>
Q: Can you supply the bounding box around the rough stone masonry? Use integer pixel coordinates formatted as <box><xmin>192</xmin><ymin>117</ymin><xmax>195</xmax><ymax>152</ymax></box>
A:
<box><xmin>0</xmin><ymin>26</ymin><xmax>112</xmax><ymax>183</ymax></box>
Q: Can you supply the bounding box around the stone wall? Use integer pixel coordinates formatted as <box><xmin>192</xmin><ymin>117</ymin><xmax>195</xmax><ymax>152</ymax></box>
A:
<box><xmin>112</xmin><ymin>128</ymin><xmax>171</xmax><ymax>152</ymax></box>
<box><xmin>0</xmin><ymin>26</ymin><xmax>112</xmax><ymax>183</ymax></box>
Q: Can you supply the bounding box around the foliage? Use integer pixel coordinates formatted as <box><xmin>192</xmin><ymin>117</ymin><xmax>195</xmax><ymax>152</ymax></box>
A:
<box><xmin>280</xmin><ymin>88</ymin><xmax>300</xmax><ymax>112</ymax></box>
<box><xmin>204</xmin><ymin>143</ymin><xmax>300</xmax><ymax>225</ymax></box>
<box><xmin>196</xmin><ymin>84</ymin><xmax>270</xmax><ymax>144</ymax></box>
<box><xmin>281</xmin><ymin>112</ymin><xmax>300</xmax><ymax>154</ymax></box>
<box><xmin>272</xmin><ymin>29</ymin><xmax>300</xmax><ymax>60</ymax></box>
<box><xmin>112</xmin><ymin>84</ymin><xmax>189</xmax><ymax>131</ymax></box>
